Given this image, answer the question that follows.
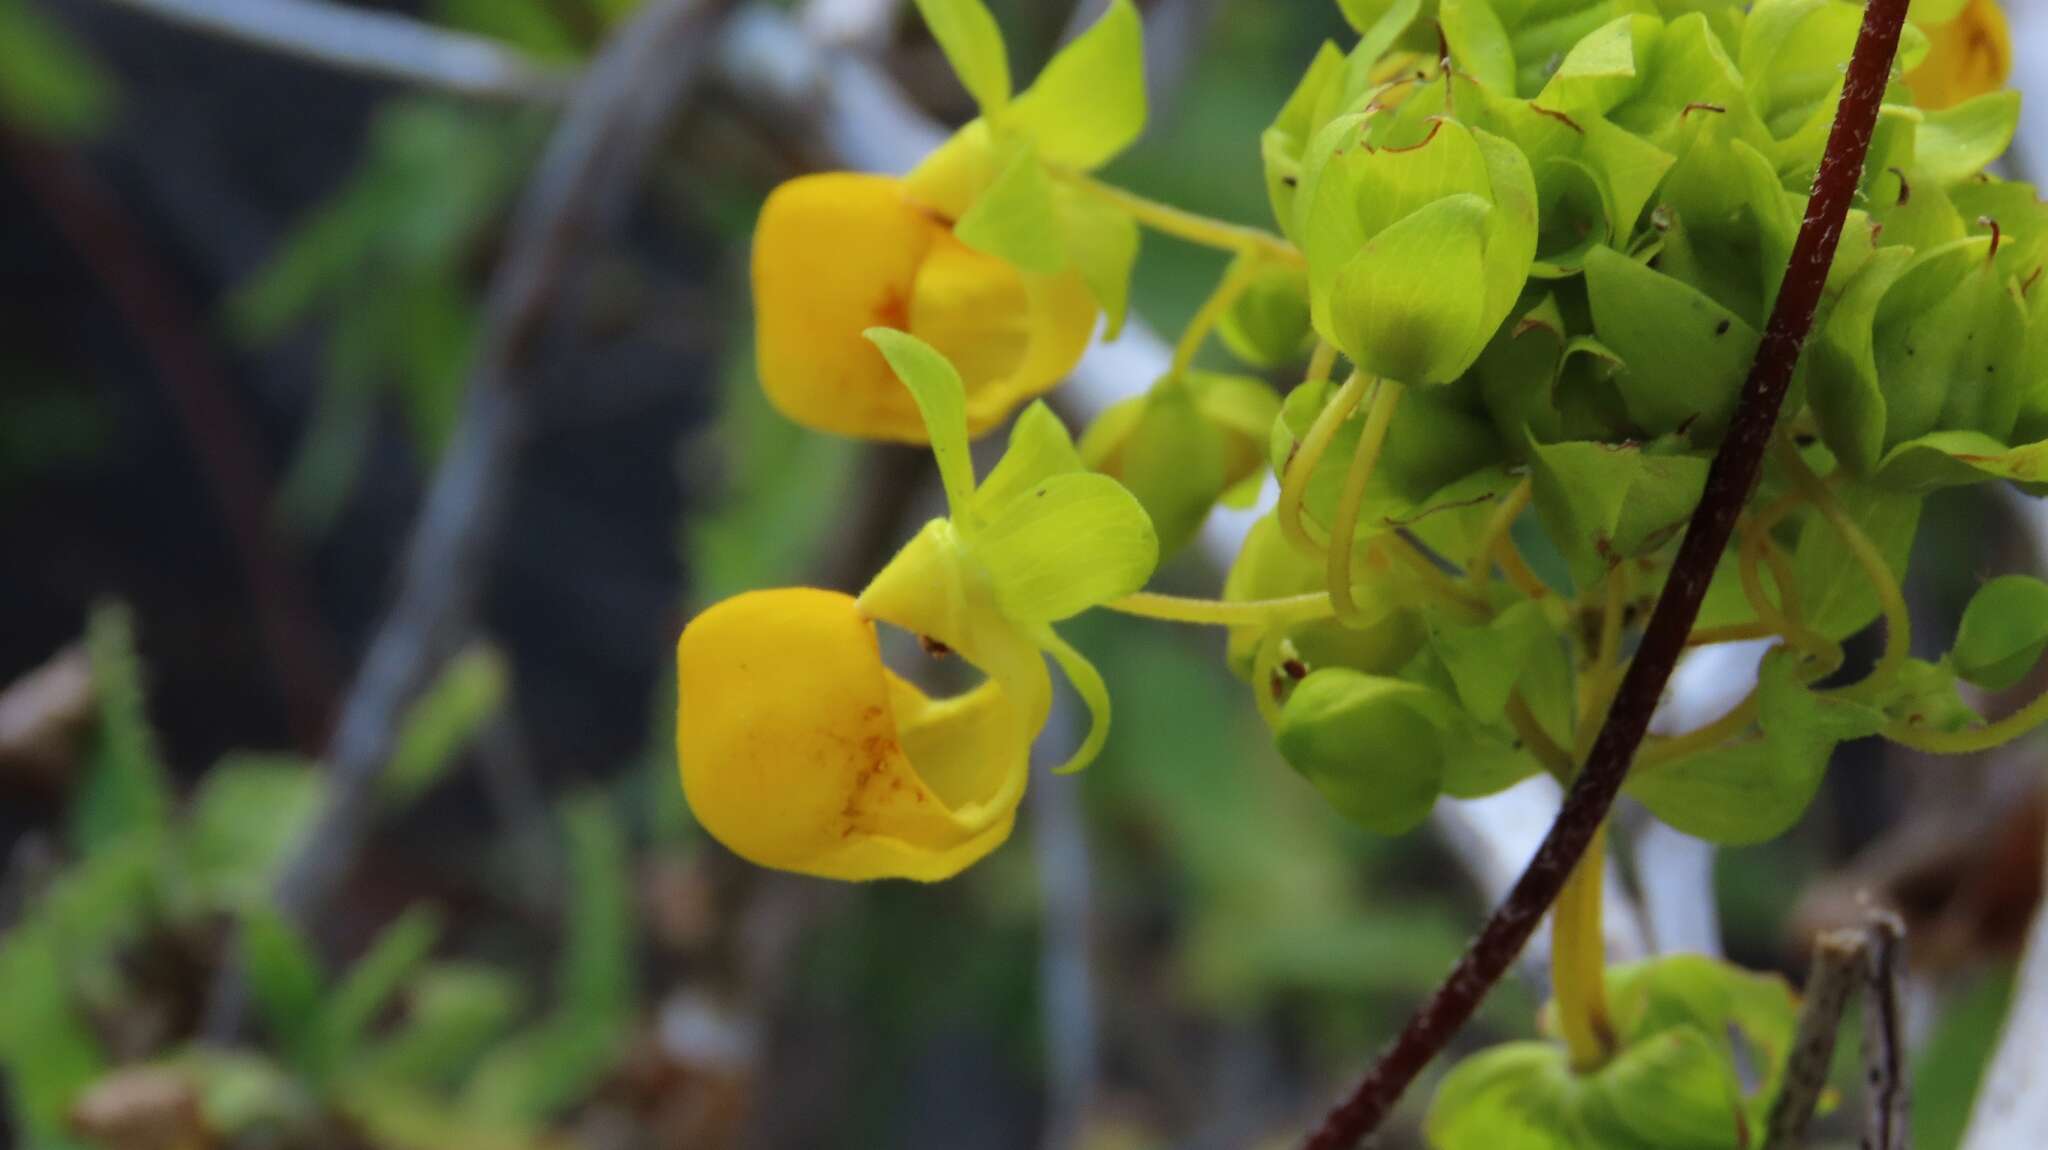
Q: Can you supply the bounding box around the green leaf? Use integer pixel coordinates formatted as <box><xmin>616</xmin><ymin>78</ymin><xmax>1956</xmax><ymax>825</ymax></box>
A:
<box><xmin>559</xmin><ymin>796</ymin><xmax>632</xmax><ymax>1022</ymax></box>
<box><xmin>183</xmin><ymin>755</ymin><xmax>324</xmax><ymax>909</ymax></box>
<box><xmin>1789</xmin><ymin>478</ymin><xmax>1921</xmax><ymax>639</ymax></box>
<box><xmin>1426</xmin><ymin>1042</ymin><xmax>1584</xmax><ymax>1149</ymax></box>
<box><xmin>974</xmin><ymin>400</ymin><xmax>1083</xmax><ymax>517</ymax></box>
<box><xmin>1054</xmin><ymin>185</ymin><xmax>1140</xmax><ymax>335</ymax></box>
<box><xmin>1037</xmin><ymin>628</ymin><xmax>1113</xmax><ymax>775</ymax></box>
<box><xmin>865</xmin><ymin>329</ymin><xmax>976</xmax><ymax>515</ymax></box>
<box><xmin>0</xmin><ymin>923</ymin><xmax>107</xmax><ymax>1146</ymax></box>
<box><xmin>1579</xmin><ymin>1027</ymin><xmax>1747</xmax><ymax>1149</ymax></box>
<box><xmin>912</xmin><ymin>0</ymin><xmax>1012</xmax><ymax>116</ymax></box>
<box><xmin>954</xmin><ymin>142</ymin><xmax>1066</xmax><ymax>275</ymax></box>
<box><xmin>461</xmin><ymin>1014</ymin><xmax>627</xmax><ymax>1125</ymax></box>
<box><xmin>1275</xmin><ymin>669</ymin><xmax>1450</xmax><ymax>835</ymax></box>
<box><xmin>1953</xmin><ymin>575</ymin><xmax>2048</xmax><ymax>690</ymax></box>
<box><xmin>1914</xmin><ymin>90</ymin><xmax>2021</xmax><ymax>187</ymax></box>
<box><xmin>356</xmin><ymin>965</ymin><xmax>523</xmax><ymax>1090</ymax></box>
<box><xmin>1628</xmin><ymin>650</ymin><xmax>1885</xmax><ymax>844</ymax></box>
<box><xmin>384</xmin><ymin>645</ymin><xmax>508</xmax><ymax>809</ymax></box>
<box><xmin>1008</xmin><ymin>0</ymin><xmax>1146</xmax><ymax>171</ymax></box>
<box><xmin>1535</xmin><ymin>15</ymin><xmax>1641</xmax><ymax>111</ymax></box>
<box><xmin>242</xmin><ymin>908</ymin><xmax>329</xmax><ymax>1071</ymax></box>
<box><xmin>0</xmin><ymin>0</ymin><xmax>114</xmax><ymax>136</ymax></box>
<box><xmin>1584</xmin><ymin>245</ymin><xmax>1759</xmax><ymax>438</ymax></box>
<box><xmin>1440</xmin><ymin>0</ymin><xmax>1516</xmax><ymax>93</ymax></box>
<box><xmin>321</xmin><ymin>907</ymin><xmax>443</xmax><ymax>1071</ymax></box>
<box><xmin>975</xmin><ymin>472</ymin><xmax>1159</xmax><ymax>622</ymax></box>
<box><xmin>74</xmin><ymin>603</ymin><xmax>172</xmax><ymax>857</ymax></box>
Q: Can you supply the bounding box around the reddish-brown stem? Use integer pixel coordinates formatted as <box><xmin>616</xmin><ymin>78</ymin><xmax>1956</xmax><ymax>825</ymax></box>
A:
<box><xmin>1302</xmin><ymin>1</ymin><xmax>1913</xmax><ymax>1145</ymax></box>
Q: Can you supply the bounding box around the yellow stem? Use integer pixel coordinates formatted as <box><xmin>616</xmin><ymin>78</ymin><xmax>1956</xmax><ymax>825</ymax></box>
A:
<box><xmin>1103</xmin><ymin>590</ymin><xmax>1335</xmax><ymax>628</ymax></box>
<box><xmin>1065</xmin><ymin>173</ymin><xmax>1303</xmax><ymax>266</ymax></box>
<box><xmin>1172</xmin><ymin>253</ymin><xmax>1264</xmax><ymax>377</ymax></box>
<box><xmin>1686</xmin><ymin>621</ymin><xmax>1780</xmax><ymax>647</ymax></box>
<box><xmin>1553</xmin><ymin>824</ymin><xmax>1615</xmax><ymax>1073</ymax></box>
<box><xmin>1506</xmin><ymin>691</ymin><xmax>1574</xmax><ymax>781</ymax></box>
<box><xmin>1494</xmin><ymin>532</ymin><xmax>1550</xmax><ymax>600</ymax></box>
<box><xmin>1305</xmin><ymin>339</ymin><xmax>1340</xmax><ymax>389</ymax></box>
<box><xmin>1636</xmin><ymin>694</ymin><xmax>1761</xmax><ymax>768</ymax></box>
<box><xmin>1328</xmin><ymin>380</ymin><xmax>1404</xmax><ymax>628</ymax></box>
<box><xmin>1885</xmin><ymin>687</ymin><xmax>2048</xmax><ymax>753</ymax></box>
<box><xmin>1279</xmin><ymin>370</ymin><xmax>1369</xmax><ymax>556</ymax></box>
<box><xmin>1574</xmin><ymin>567</ymin><xmax>1629</xmax><ymax>764</ymax></box>
<box><xmin>1772</xmin><ymin>438</ymin><xmax>1910</xmax><ymax>701</ymax></box>
<box><xmin>1389</xmin><ymin>536</ymin><xmax>1494</xmax><ymax>618</ymax></box>
<box><xmin>1466</xmin><ymin>476</ymin><xmax>1535</xmax><ymax>588</ymax></box>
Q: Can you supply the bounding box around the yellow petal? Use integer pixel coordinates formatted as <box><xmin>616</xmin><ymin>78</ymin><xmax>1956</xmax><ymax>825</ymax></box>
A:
<box><xmin>1908</xmin><ymin>0</ymin><xmax>2012</xmax><ymax>111</ymax></box>
<box><xmin>752</xmin><ymin>171</ymin><xmax>1097</xmax><ymax>444</ymax></box>
<box><xmin>676</xmin><ymin>588</ymin><xmax>1019</xmax><ymax>881</ymax></box>
<box><xmin>753</xmin><ymin>173</ymin><xmax>945</xmax><ymax>443</ymax></box>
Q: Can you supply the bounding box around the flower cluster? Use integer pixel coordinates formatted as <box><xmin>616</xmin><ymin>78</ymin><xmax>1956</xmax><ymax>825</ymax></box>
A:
<box><xmin>681</xmin><ymin>0</ymin><xmax>2036</xmax><ymax>1138</ymax></box>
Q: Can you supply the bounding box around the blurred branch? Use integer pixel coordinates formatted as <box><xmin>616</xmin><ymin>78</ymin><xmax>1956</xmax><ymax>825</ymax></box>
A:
<box><xmin>3</xmin><ymin>137</ymin><xmax>339</xmax><ymax>747</ymax></box>
<box><xmin>94</xmin><ymin>0</ymin><xmax>573</xmax><ymax>102</ymax></box>
<box><xmin>205</xmin><ymin>0</ymin><xmax>732</xmax><ymax>1037</ymax></box>
<box><xmin>1763</xmin><ymin>912</ymin><xmax>1909</xmax><ymax>1150</ymax></box>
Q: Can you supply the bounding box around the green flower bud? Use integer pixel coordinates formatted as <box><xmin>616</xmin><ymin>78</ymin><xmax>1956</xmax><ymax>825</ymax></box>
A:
<box><xmin>1295</xmin><ymin>113</ymin><xmax>1538</xmax><ymax>384</ymax></box>
<box><xmin>1081</xmin><ymin>373</ymin><xmax>1279</xmax><ymax>557</ymax></box>
<box><xmin>1953</xmin><ymin>575</ymin><xmax>2048</xmax><ymax>691</ymax></box>
<box><xmin>1274</xmin><ymin>668</ymin><xmax>1450</xmax><ymax>834</ymax></box>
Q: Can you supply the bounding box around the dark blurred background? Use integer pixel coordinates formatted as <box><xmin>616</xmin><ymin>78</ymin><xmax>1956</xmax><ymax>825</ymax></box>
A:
<box><xmin>1</xmin><ymin>1</ymin><xmax>2044</xmax><ymax>1148</ymax></box>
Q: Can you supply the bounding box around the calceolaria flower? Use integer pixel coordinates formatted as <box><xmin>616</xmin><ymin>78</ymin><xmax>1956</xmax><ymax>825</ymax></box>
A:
<box><xmin>752</xmin><ymin>172</ymin><xmax>1097</xmax><ymax>443</ymax></box>
<box><xmin>750</xmin><ymin>0</ymin><xmax>1151</xmax><ymax>444</ymax></box>
<box><xmin>679</xmin><ymin>330</ymin><xmax>1157</xmax><ymax>880</ymax></box>
<box><xmin>1907</xmin><ymin>0</ymin><xmax>2012</xmax><ymax>110</ymax></box>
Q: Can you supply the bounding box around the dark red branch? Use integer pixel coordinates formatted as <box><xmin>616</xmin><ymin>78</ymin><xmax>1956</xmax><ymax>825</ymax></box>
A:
<box><xmin>1303</xmin><ymin>1</ymin><xmax>1913</xmax><ymax>1145</ymax></box>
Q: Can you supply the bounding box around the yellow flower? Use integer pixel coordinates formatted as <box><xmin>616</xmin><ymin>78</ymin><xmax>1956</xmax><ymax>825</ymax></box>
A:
<box><xmin>751</xmin><ymin>172</ymin><xmax>1098</xmax><ymax>444</ymax></box>
<box><xmin>676</xmin><ymin>583</ymin><xmax>1049</xmax><ymax>882</ymax></box>
<box><xmin>1908</xmin><ymin>0</ymin><xmax>2012</xmax><ymax>110</ymax></box>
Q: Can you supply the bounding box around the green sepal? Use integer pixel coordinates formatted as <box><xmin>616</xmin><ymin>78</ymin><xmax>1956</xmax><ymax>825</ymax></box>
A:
<box><xmin>975</xmin><ymin>471</ymin><xmax>1159</xmax><ymax>623</ymax></box>
<box><xmin>865</xmin><ymin>329</ymin><xmax>976</xmax><ymax>516</ymax></box>
<box><xmin>1584</xmin><ymin>245</ymin><xmax>1760</xmax><ymax>439</ymax></box>
<box><xmin>1220</xmin><ymin>515</ymin><xmax>1428</xmax><ymax>681</ymax></box>
<box><xmin>912</xmin><ymin>0</ymin><xmax>1012</xmax><ymax>118</ymax></box>
<box><xmin>1425</xmin><ymin>598</ymin><xmax>1559</xmax><ymax>720</ymax></box>
<box><xmin>1274</xmin><ymin>668</ymin><xmax>1451</xmax><ymax>835</ymax></box>
<box><xmin>1873</xmin><ymin>657</ymin><xmax>1980</xmax><ymax>733</ymax></box>
<box><xmin>1914</xmin><ymin>89</ymin><xmax>2022</xmax><ymax>187</ymax></box>
<box><xmin>1430</xmin><ymin>955</ymin><xmax>1798</xmax><ymax>1150</ymax></box>
<box><xmin>1627</xmin><ymin>649</ymin><xmax>1885</xmax><ymax>844</ymax></box>
<box><xmin>1952</xmin><ymin>575</ymin><xmax>2048</xmax><ymax>691</ymax></box>
<box><xmin>1036</xmin><ymin>626</ymin><xmax>1114</xmax><ymax>775</ymax></box>
<box><xmin>1055</xmin><ymin>185</ymin><xmax>1140</xmax><ymax>336</ymax></box>
<box><xmin>954</xmin><ymin>140</ymin><xmax>1066</xmax><ymax>275</ymax></box>
<box><xmin>1528</xmin><ymin>436</ymin><xmax>1710</xmax><ymax>593</ymax></box>
<box><xmin>1439</xmin><ymin>0</ymin><xmax>1516</xmax><ymax>94</ymax></box>
<box><xmin>1260</xmin><ymin>40</ymin><xmax>1348</xmax><ymax>244</ymax></box>
<box><xmin>1218</xmin><ymin>260</ymin><xmax>1314</xmax><ymax>368</ymax></box>
<box><xmin>1007</xmin><ymin>0</ymin><xmax>1146</xmax><ymax>171</ymax></box>
<box><xmin>974</xmin><ymin>400</ymin><xmax>1084</xmax><ymax>518</ymax></box>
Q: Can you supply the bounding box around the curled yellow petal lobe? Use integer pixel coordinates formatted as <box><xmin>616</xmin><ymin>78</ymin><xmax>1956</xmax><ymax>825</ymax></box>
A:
<box><xmin>676</xmin><ymin>588</ymin><xmax>1021</xmax><ymax>881</ymax></box>
<box><xmin>752</xmin><ymin>173</ymin><xmax>1096</xmax><ymax>443</ymax></box>
<box><xmin>1908</xmin><ymin>0</ymin><xmax>2012</xmax><ymax>110</ymax></box>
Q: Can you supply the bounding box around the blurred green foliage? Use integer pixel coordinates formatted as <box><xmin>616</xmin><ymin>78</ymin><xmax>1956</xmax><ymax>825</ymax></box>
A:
<box><xmin>0</xmin><ymin>0</ymin><xmax>114</xmax><ymax>137</ymax></box>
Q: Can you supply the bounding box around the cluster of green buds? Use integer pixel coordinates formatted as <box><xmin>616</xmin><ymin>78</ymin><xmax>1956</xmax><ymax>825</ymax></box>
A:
<box><xmin>681</xmin><ymin>0</ymin><xmax>2039</xmax><ymax>1142</ymax></box>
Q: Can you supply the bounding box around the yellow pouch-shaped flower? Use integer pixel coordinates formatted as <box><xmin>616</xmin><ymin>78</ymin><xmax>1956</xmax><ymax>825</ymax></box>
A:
<box><xmin>677</xmin><ymin>584</ymin><xmax>1046</xmax><ymax>882</ymax></box>
<box><xmin>678</xmin><ymin>331</ymin><xmax>1158</xmax><ymax>882</ymax></box>
<box><xmin>752</xmin><ymin>172</ymin><xmax>1096</xmax><ymax>443</ymax></box>
<box><xmin>1908</xmin><ymin>0</ymin><xmax>2012</xmax><ymax>110</ymax></box>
